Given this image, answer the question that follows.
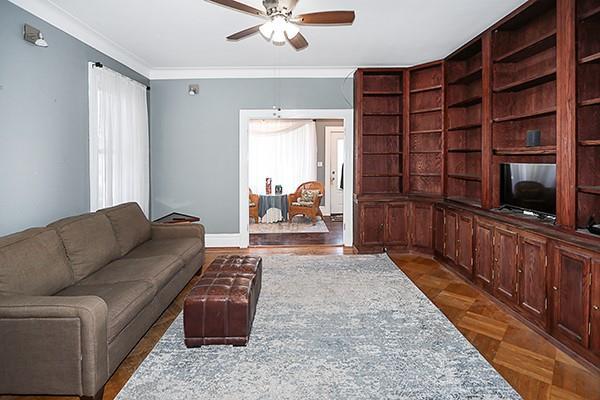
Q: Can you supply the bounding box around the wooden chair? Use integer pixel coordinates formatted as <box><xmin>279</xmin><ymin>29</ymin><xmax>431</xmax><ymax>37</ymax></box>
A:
<box><xmin>288</xmin><ymin>181</ymin><xmax>324</xmax><ymax>225</ymax></box>
<box><xmin>249</xmin><ymin>189</ymin><xmax>259</xmax><ymax>223</ymax></box>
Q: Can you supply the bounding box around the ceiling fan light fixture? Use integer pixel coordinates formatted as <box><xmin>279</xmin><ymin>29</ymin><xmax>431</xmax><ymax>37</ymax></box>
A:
<box><xmin>259</xmin><ymin>21</ymin><xmax>274</xmax><ymax>38</ymax></box>
<box><xmin>272</xmin><ymin>14</ymin><xmax>287</xmax><ymax>32</ymax></box>
<box><xmin>285</xmin><ymin>22</ymin><xmax>299</xmax><ymax>39</ymax></box>
<box><xmin>272</xmin><ymin>29</ymin><xmax>286</xmax><ymax>44</ymax></box>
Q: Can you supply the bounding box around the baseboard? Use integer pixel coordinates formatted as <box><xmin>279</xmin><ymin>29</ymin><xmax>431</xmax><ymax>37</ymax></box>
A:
<box><xmin>205</xmin><ymin>234</ymin><xmax>241</xmax><ymax>248</ymax></box>
<box><xmin>320</xmin><ymin>206</ymin><xmax>330</xmax><ymax>217</ymax></box>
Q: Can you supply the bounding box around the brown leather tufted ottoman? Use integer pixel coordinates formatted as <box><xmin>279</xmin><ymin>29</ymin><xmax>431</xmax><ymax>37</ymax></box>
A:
<box><xmin>204</xmin><ymin>255</ymin><xmax>262</xmax><ymax>294</ymax></box>
<box><xmin>183</xmin><ymin>256</ymin><xmax>262</xmax><ymax>347</ymax></box>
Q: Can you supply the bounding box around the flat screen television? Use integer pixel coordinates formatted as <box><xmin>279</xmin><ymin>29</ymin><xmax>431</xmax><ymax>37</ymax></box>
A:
<box><xmin>500</xmin><ymin>163</ymin><xmax>557</xmax><ymax>216</ymax></box>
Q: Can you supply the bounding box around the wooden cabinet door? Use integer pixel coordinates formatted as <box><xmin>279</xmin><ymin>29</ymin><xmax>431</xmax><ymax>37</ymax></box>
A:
<box><xmin>434</xmin><ymin>206</ymin><xmax>445</xmax><ymax>256</ymax></box>
<box><xmin>444</xmin><ymin>210</ymin><xmax>458</xmax><ymax>263</ymax></box>
<box><xmin>591</xmin><ymin>259</ymin><xmax>600</xmax><ymax>358</ymax></box>
<box><xmin>474</xmin><ymin>219</ymin><xmax>494</xmax><ymax>292</ymax></box>
<box><xmin>360</xmin><ymin>203</ymin><xmax>386</xmax><ymax>247</ymax></box>
<box><xmin>411</xmin><ymin>202</ymin><xmax>433</xmax><ymax>250</ymax></box>
<box><xmin>456</xmin><ymin>214</ymin><xmax>474</xmax><ymax>275</ymax></box>
<box><xmin>517</xmin><ymin>233</ymin><xmax>548</xmax><ymax>328</ymax></box>
<box><xmin>552</xmin><ymin>245</ymin><xmax>591</xmax><ymax>349</ymax></box>
<box><xmin>493</xmin><ymin>227</ymin><xmax>519</xmax><ymax>305</ymax></box>
<box><xmin>385</xmin><ymin>202</ymin><xmax>409</xmax><ymax>246</ymax></box>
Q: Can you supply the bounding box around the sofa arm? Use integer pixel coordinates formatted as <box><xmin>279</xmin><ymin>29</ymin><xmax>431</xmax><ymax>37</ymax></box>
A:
<box><xmin>151</xmin><ymin>222</ymin><xmax>205</xmax><ymax>240</ymax></box>
<box><xmin>0</xmin><ymin>294</ymin><xmax>109</xmax><ymax>397</ymax></box>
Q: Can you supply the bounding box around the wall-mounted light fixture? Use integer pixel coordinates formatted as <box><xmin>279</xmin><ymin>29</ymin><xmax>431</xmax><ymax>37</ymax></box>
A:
<box><xmin>188</xmin><ymin>84</ymin><xmax>199</xmax><ymax>96</ymax></box>
<box><xmin>23</xmin><ymin>24</ymin><xmax>48</xmax><ymax>47</ymax></box>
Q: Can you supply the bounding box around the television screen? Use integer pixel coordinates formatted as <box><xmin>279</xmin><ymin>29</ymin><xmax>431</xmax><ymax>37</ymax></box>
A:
<box><xmin>500</xmin><ymin>163</ymin><xmax>556</xmax><ymax>216</ymax></box>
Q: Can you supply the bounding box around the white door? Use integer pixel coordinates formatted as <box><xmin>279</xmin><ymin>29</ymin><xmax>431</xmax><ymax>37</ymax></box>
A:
<box><xmin>327</xmin><ymin>128</ymin><xmax>345</xmax><ymax>215</ymax></box>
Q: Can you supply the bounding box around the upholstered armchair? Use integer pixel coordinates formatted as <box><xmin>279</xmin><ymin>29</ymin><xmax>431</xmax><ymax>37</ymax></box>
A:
<box><xmin>249</xmin><ymin>189</ymin><xmax>259</xmax><ymax>223</ymax></box>
<box><xmin>288</xmin><ymin>181</ymin><xmax>324</xmax><ymax>225</ymax></box>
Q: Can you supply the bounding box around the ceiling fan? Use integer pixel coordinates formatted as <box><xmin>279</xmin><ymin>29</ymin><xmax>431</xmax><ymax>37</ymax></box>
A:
<box><xmin>205</xmin><ymin>0</ymin><xmax>356</xmax><ymax>50</ymax></box>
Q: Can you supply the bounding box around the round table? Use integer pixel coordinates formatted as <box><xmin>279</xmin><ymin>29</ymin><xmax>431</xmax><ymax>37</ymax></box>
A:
<box><xmin>258</xmin><ymin>194</ymin><xmax>288</xmax><ymax>223</ymax></box>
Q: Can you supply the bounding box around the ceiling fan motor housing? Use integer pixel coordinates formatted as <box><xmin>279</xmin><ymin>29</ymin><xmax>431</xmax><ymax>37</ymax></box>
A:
<box><xmin>263</xmin><ymin>0</ymin><xmax>292</xmax><ymax>16</ymax></box>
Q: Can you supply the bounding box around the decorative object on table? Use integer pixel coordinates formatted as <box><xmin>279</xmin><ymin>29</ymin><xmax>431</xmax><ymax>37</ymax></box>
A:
<box><xmin>266</xmin><ymin>178</ymin><xmax>272</xmax><ymax>195</ymax></box>
<box><xmin>154</xmin><ymin>212</ymin><xmax>200</xmax><ymax>224</ymax></box>
<box><xmin>588</xmin><ymin>217</ymin><xmax>600</xmax><ymax>236</ymax></box>
<box><xmin>288</xmin><ymin>181</ymin><xmax>324</xmax><ymax>225</ymax></box>
<box><xmin>526</xmin><ymin>129</ymin><xmax>541</xmax><ymax>147</ymax></box>
<box><xmin>275</xmin><ymin>185</ymin><xmax>283</xmax><ymax>195</ymax></box>
<box><xmin>258</xmin><ymin>194</ymin><xmax>288</xmax><ymax>223</ymax></box>
<box><xmin>249</xmin><ymin>188</ymin><xmax>260</xmax><ymax>223</ymax></box>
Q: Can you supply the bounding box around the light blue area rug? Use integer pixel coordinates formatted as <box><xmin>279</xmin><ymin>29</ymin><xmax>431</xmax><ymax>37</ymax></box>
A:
<box><xmin>117</xmin><ymin>254</ymin><xmax>520</xmax><ymax>400</ymax></box>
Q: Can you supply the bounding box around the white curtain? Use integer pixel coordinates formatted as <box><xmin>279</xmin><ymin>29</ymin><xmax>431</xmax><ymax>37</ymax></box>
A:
<box><xmin>88</xmin><ymin>63</ymin><xmax>150</xmax><ymax>215</ymax></box>
<box><xmin>249</xmin><ymin>119</ymin><xmax>317</xmax><ymax>195</ymax></box>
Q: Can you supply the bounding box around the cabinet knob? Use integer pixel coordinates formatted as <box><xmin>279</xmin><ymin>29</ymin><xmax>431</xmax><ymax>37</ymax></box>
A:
<box><xmin>494</xmin><ymin>258</ymin><xmax>498</xmax><ymax>262</ymax></box>
<box><xmin>518</xmin><ymin>269</ymin><xmax>522</xmax><ymax>273</ymax></box>
<box><xmin>553</xmin><ymin>286</ymin><xmax>558</xmax><ymax>291</ymax></box>
<box><xmin>594</xmin><ymin>305</ymin><xmax>599</xmax><ymax>311</ymax></box>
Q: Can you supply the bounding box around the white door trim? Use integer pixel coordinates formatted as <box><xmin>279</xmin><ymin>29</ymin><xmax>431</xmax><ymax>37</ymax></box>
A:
<box><xmin>324</xmin><ymin>126</ymin><xmax>345</xmax><ymax>216</ymax></box>
<box><xmin>239</xmin><ymin>109</ymin><xmax>354</xmax><ymax>248</ymax></box>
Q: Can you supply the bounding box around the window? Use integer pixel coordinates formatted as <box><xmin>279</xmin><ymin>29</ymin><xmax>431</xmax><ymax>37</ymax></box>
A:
<box><xmin>88</xmin><ymin>63</ymin><xmax>149</xmax><ymax>214</ymax></box>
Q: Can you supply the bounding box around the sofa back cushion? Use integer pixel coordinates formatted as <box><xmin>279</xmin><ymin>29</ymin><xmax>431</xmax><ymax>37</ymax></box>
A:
<box><xmin>49</xmin><ymin>213</ymin><xmax>120</xmax><ymax>282</ymax></box>
<box><xmin>0</xmin><ymin>228</ymin><xmax>74</xmax><ymax>295</ymax></box>
<box><xmin>98</xmin><ymin>202</ymin><xmax>151</xmax><ymax>256</ymax></box>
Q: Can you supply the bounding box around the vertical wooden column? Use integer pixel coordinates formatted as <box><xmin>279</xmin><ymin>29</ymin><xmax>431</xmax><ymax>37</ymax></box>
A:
<box><xmin>481</xmin><ymin>31</ymin><xmax>493</xmax><ymax>209</ymax></box>
<box><xmin>556</xmin><ymin>0</ymin><xmax>577</xmax><ymax>229</ymax></box>
<box><xmin>402</xmin><ymin>71</ymin><xmax>411</xmax><ymax>193</ymax></box>
<box><xmin>441</xmin><ymin>61</ymin><xmax>447</xmax><ymax>198</ymax></box>
<box><xmin>353</xmin><ymin>69</ymin><xmax>364</xmax><ymax>196</ymax></box>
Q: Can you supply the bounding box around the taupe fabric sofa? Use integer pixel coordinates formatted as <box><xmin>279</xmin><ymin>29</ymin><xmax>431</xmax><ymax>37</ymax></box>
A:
<box><xmin>0</xmin><ymin>203</ymin><xmax>205</xmax><ymax>399</ymax></box>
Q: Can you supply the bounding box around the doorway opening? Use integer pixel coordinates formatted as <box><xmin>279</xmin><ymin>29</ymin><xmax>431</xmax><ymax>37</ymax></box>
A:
<box><xmin>239</xmin><ymin>109</ymin><xmax>354</xmax><ymax>248</ymax></box>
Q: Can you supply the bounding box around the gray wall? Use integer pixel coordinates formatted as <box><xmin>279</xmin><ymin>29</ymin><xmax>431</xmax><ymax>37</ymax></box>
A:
<box><xmin>150</xmin><ymin>78</ymin><xmax>353</xmax><ymax>234</ymax></box>
<box><xmin>0</xmin><ymin>0</ymin><xmax>149</xmax><ymax>236</ymax></box>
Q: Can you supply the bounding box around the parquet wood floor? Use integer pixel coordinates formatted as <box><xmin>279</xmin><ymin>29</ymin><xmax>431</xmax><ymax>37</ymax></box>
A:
<box><xmin>3</xmin><ymin>248</ymin><xmax>598</xmax><ymax>400</ymax></box>
<box><xmin>391</xmin><ymin>253</ymin><xmax>600</xmax><ymax>400</ymax></box>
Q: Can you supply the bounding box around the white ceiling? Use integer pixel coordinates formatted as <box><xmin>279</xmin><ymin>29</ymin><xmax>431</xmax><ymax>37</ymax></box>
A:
<box><xmin>14</xmin><ymin>0</ymin><xmax>527</xmax><ymax>77</ymax></box>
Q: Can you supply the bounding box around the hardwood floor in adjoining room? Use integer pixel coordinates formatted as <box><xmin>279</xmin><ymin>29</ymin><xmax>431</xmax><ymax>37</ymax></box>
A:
<box><xmin>2</xmin><ymin>248</ymin><xmax>598</xmax><ymax>400</ymax></box>
<box><xmin>250</xmin><ymin>216</ymin><xmax>343</xmax><ymax>246</ymax></box>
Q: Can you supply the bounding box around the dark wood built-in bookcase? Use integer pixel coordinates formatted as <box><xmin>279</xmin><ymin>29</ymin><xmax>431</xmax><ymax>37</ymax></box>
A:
<box><xmin>352</xmin><ymin>0</ymin><xmax>600</xmax><ymax>370</ymax></box>
<box><xmin>354</xmin><ymin>69</ymin><xmax>404</xmax><ymax>195</ymax></box>
<box><xmin>445</xmin><ymin>38</ymin><xmax>483</xmax><ymax>206</ymax></box>
<box><xmin>405</xmin><ymin>62</ymin><xmax>444</xmax><ymax>195</ymax></box>
<box><xmin>576</xmin><ymin>0</ymin><xmax>600</xmax><ymax>228</ymax></box>
<box><xmin>491</xmin><ymin>0</ymin><xmax>558</xmax><ymax>207</ymax></box>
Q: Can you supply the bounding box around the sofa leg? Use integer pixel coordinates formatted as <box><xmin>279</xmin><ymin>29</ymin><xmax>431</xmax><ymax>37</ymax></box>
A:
<box><xmin>81</xmin><ymin>387</ymin><xmax>104</xmax><ymax>400</ymax></box>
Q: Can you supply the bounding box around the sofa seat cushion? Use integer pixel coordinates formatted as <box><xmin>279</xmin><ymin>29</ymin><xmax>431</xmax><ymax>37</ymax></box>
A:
<box><xmin>125</xmin><ymin>238</ymin><xmax>204</xmax><ymax>266</ymax></box>
<box><xmin>0</xmin><ymin>228</ymin><xmax>74</xmax><ymax>295</ymax></box>
<box><xmin>79</xmin><ymin>256</ymin><xmax>184</xmax><ymax>292</ymax></box>
<box><xmin>98</xmin><ymin>203</ymin><xmax>151</xmax><ymax>256</ymax></box>
<box><xmin>57</xmin><ymin>281</ymin><xmax>155</xmax><ymax>343</ymax></box>
<box><xmin>48</xmin><ymin>213</ymin><xmax>120</xmax><ymax>282</ymax></box>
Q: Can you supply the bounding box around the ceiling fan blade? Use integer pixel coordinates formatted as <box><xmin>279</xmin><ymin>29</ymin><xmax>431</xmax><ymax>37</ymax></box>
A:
<box><xmin>294</xmin><ymin>11</ymin><xmax>355</xmax><ymax>25</ymax></box>
<box><xmin>287</xmin><ymin>32</ymin><xmax>308</xmax><ymax>50</ymax></box>
<box><xmin>227</xmin><ymin>25</ymin><xmax>262</xmax><ymax>40</ymax></box>
<box><xmin>205</xmin><ymin>0</ymin><xmax>266</xmax><ymax>17</ymax></box>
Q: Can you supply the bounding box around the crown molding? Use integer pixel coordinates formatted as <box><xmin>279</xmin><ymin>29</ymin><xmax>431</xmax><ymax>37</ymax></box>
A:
<box><xmin>148</xmin><ymin>67</ymin><xmax>360</xmax><ymax>80</ymax></box>
<box><xmin>8</xmin><ymin>0</ymin><xmax>152</xmax><ymax>78</ymax></box>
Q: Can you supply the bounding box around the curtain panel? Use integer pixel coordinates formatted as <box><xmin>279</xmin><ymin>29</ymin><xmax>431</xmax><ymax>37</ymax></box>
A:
<box><xmin>249</xmin><ymin>120</ymin><xmax>317</xmax><ymax>195</ymax></box>
<box><xmin>88</xmin><ymin>64</ymin><xmax>150</xmax><ymax>215</ymax></box>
